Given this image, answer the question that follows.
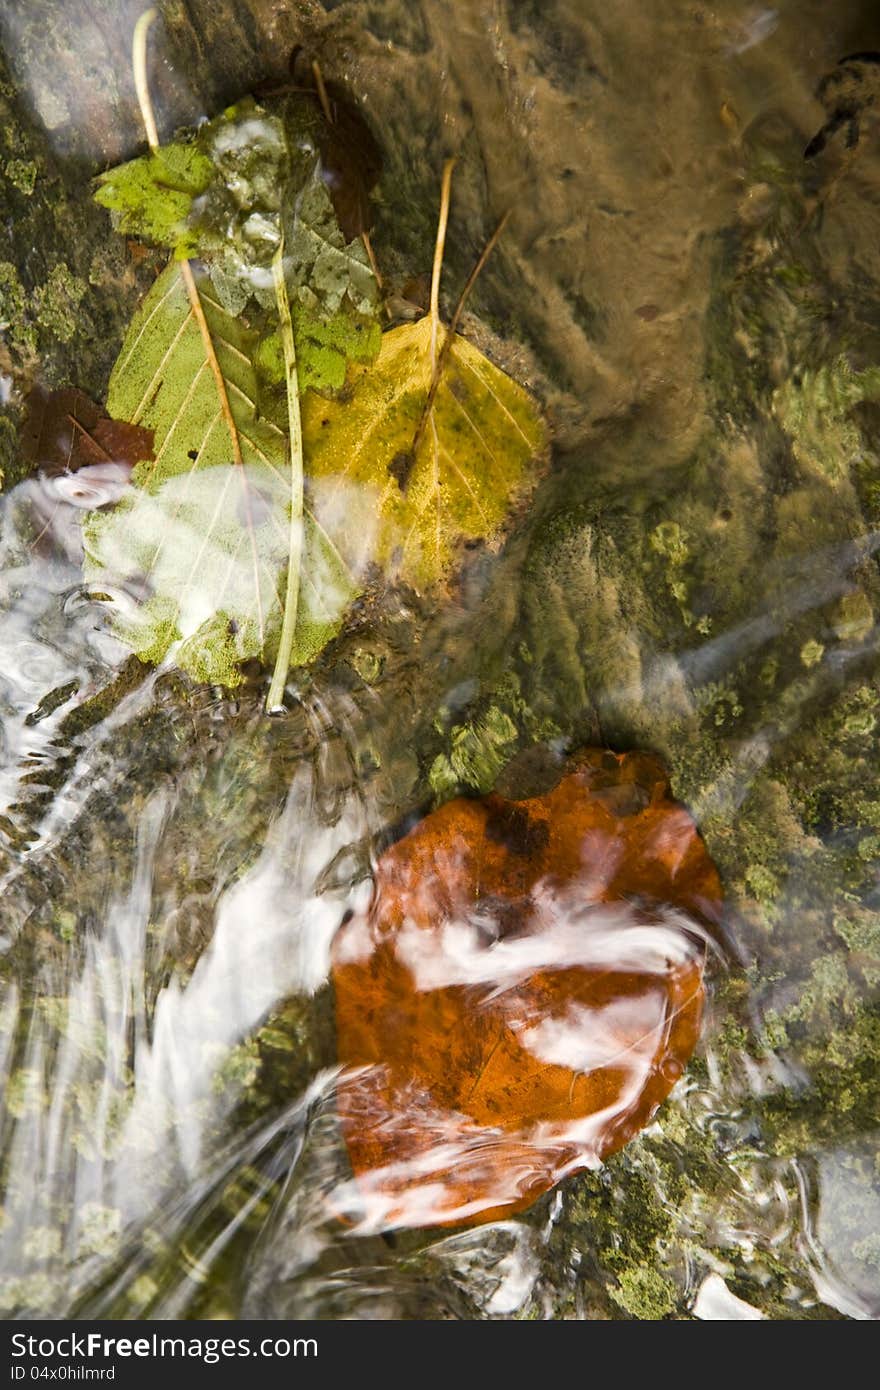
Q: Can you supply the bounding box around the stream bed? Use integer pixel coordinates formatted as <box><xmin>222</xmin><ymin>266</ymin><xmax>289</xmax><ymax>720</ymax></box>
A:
<box><xmin>1</xmin><ymin>0</ymin><xmax>880</xmax><ymax>1319</ymax></box>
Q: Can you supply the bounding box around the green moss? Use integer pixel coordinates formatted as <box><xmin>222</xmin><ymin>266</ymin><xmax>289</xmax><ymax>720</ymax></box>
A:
<box><xmin>256</xmin><ymin>304</ymin><xmax>382</xmax><ymax>396</ymax></box>
<box><xmin>22</xmin><ymin>1227</ymin><xmax>61</xmax><ymax>1260</ymax></box>
<box><xmin>429</xmin><ymin>704</ymin><xmax>519</xmax><ymax>799</ymax></box>
<box><xmin>33</xmin><ymin>263</ymin><xmax>87</xmax><ymax>344</ymax></box>
<box><xmin>800</xmin><ymin>638</ymin><xmax>824</xmax><ymax>668</ymax></box>
<box><xmin>293</xmin><ymin>305</ymin><xmax>382</xmax><ymax>392</ymax></box>
<box><xmin>210</xmin><ymin>1039</ymin><xmax>261</xmax><ymax>1097</ymax></box>
<box><xmin>852</xmin><ymin>1233</ymin><xmax>880</xmax><ymax>1269</ymax></box>
<box><xmin>6</xmin><ymin>1069</ymin><xmax>46</xmax><ymax>1120</ymax></box>
<box><xmin>763</xmin><ymin>1006</ymin><xmax>880</xmax><ymax>1150</ymax></box>
<box><xmin>4</xmin><ymin>158</ymin><xmax>36</xmax><ymax>195</ymax></box>
<box><xmin>0</xmin><ymin>412</ymin><xmax>17</xmax><ymax>491</ymax></box>
<box><xmin>0</xmin><ymin>258</ymin><xmax>35</xmax><ymax>352</ymax></box>
<box><xmin>77</xmin><ymin>1203</ymin><xmax>121</xmax><ymax>1259</ymax></box>
<box><xmin>610</xmin><ymin>1266</ymin><xmax>677</xmax><ymax>1319</ymax></box>
<box><xmin>773</xmin><ymin>357</ymin><xmax>880</xmax><ymax>482</ymax></box>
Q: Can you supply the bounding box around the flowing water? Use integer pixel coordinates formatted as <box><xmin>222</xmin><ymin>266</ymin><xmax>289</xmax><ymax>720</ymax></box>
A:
<box><xmin>1</xmin><ymin>0</ymin><xmax>880</xmax><ymax>1319</ymax></box>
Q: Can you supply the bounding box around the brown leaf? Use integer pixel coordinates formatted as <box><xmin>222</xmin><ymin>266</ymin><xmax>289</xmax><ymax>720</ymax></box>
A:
<box><xmin>332</xmin><ymin>749</ymin><xmax>723</xmax><ymax>1230</ymax></box>
<box><xmin>315</xmin><ymin>88</ymin><xmax>383</xmax><ymax>240</ymax></box>
<box><xmin>20</xmin><ymin>385</ymin><xmax>154</xmax><ymax>479</ymax></box>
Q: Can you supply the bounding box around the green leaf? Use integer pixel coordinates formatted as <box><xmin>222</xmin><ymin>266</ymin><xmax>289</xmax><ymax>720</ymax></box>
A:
<box><xmin>266</xmin><ymin>242</ymin><xmax>305</xmax><ymax>712</ymax></box>
<box><xmin>82</xmin><ymin>264</ymin><xmax>358</xmax><ymax>686</ymax></box>
<box><xmin>94</xmin><ymin>100</ymin><xmax>381</xmax><ymax>392</ymax></box>
<box><xmin>94</xmin><ymin>143</ymin><xmax>215</xmax><ymax>259</ymax></box>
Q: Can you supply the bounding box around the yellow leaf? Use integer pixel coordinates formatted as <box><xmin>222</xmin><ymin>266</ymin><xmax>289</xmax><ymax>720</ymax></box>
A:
<box><xmin>301</xmin><ymin>227</ymin><xmax>545</xmax><ymax>590</ymax></box>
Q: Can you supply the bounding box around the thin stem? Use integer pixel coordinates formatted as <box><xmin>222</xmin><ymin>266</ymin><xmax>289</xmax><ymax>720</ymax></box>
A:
<box><xmin>446</xmin><ymin>209</ymin><xmax>510</xmax><ymax>340</ymax></box>
<box><xmin>133</xmin><ymin>8</ymin><xmax>160</xmax><ymax>151</ymax></box>
<box><xmin>266</xmin><ymin>243</ymin><xmax>305</xmax><ymax>713</ymax></box>
<box><xmin>66</xmin><ymin>414</ymin><xmax>113</xmax><ymax>462</ymax></box>
<box><xmin>361</xmin><ymin>228</ymin><xmax>383</xmax><ymax>291</ymax></box>
<box><xmin>409</xmin><ymin>200</ymin><xmax>511</xmax><ymax>468</ymax></box>
<box><xmin>429</xmin><ymin>159</ymin><xmax>456</xmax><ymax>335</ymax></box>
<box><xmin>131</xmin><ymin>12</ymin><xmax>245</xmax><ymax>473</ymax></box>
<box><xmin>130</xmin><ymin>6</ymin><xmax>264</xmax><ymax>647</ymax></box>
<box><xmin>404</xmin><ymin>158</ymin><xmax>455</xmax><ymax>481</ymax></box>
<box><xmin>311</xmin><ymin>59</ymin><xmax>333</xmax><ymax>125</ymax></box>
<box><xmin>179</xmin><ymin>261</ymin><xmax>264</xmax><ymax>643</ymax></box>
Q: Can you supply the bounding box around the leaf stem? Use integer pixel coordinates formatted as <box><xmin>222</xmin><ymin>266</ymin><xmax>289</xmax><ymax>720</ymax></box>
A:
<box><xmin>66</xmin><ymin>414</ymin><xmax>113</xmax><ymax>462</ymax></box>
<box><xmin>179</xmin><ymin>261</ymin><xmax>244</xmax><ymax>467</ymax></box>
<box><xmin>360</xmin><ymin>229</ymin><xmax>383</xmax><ymax>291</ymax></box>
<box><xmin>446</xmin><ymin>209</ymin><xmax>511</xmax><ymax>341</ymax></box>
<box><xmin>409</xmin><ymin>183</ymin><xmax>510</xmax><ymax>469</ymax></box>
<box><xmin>133</xmin><ymin>8</ymin><xmax>160</xmax><ymax>151</ymax></box>
<box><xmin>395</xmin><ymin>158</ymin><xmax>455</xmax><ymax>481</ymax></box>
<box><xmin>132</xmin><ymin>8</ymin><xmax>243</xmax><ymax>468</ymax></box>
<box><xmin>266</xmin><ymin>243</ymin><xmax>305</xmax><ymax>713</ymax></box>
<box><xmin>429</xmin><ymin>159</ymin><xmax>456</xmax><ymax>342</ymax></box>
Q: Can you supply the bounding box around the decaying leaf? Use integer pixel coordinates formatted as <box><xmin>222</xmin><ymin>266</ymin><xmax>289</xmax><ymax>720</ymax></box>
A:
<box><xmin>312</xmin><ymin>86</ymin><xmax>383</xmax><ymax>240</ymax></box>
<box><xmin>20</xmin><ymin>385</ymin><xmax>153</xmax><ymax>479</ymax></box>
<box><xmin>94</xmin><ymin>96</ymin><xmax>381</xmax><ymax>379</ymax></box>
<box><xmin>94</xmin><ymin>141</ymin><xmax>215</xmax><ymax>260</ymax></box>
<box><xmin>278</xmin><ymin>51</ymin><xmax>383</xmax><ymax>238</ymax></box>
<box><xmin>332</xmin><ymin>749</ymin><xmax>723</xmax><ymax>1230</ymax></box>
<box><xmin>301</xmin><ymin>316</ymin><xmax>544</xmax><ymax>589</ymax></box>
<box><xmin>253</xmin><ymin>158</ymin><xmax>381</xmax><ymax>395</ymax></box>
<box><xmin>82</xmin><ymin>263</ymin><xmax>359</xmax><ymax>685</ymax></box>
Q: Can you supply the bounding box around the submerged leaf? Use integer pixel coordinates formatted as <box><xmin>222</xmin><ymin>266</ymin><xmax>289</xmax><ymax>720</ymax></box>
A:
<box><xmin>94</xmin><ymin>143</ymin><xmax>215</xmax><ymax>259</ymax></box>
<box><xmin>256</xmin><ymin>301</ymin><xmax>381</xmax><ymax>395</ymax></box>
<box><xmin>253</xmin><ymin>163</ymin><xmax>381</xmax><ymax>397</ymax></box>
<box><xmin>82</xmin><ymin>264</ymin><xmax>358</xmax><ymax>685</ymax></box>
<box><xmin>20</xmin><ymin>386</ymin><xmax>153</xmax><ymax>479</ymax></box>
<box><xmin>89</xmin><ymin>142</ymin><xmax>542</xmax><ymax>688</ymax></box>
<box><xmin>312</xmin><ymin>88</ymin><xmax>383</xmax><ymax>240</ymax></box>
<box><xmin>283</xmin><ymin>162</ymin><xmax>377</xmax><ymax>319</ymax></box>
<box><xmin>94</xmin><ymin>99</ymin><xmax>381</xmax><ymax>391</ymax></box>
<box><xmin>277</xmin><ymin>62</ymin><xmax>383</xmax><ymax>237</ymax></box>
<box><xmin>332</xmin><ymin>749</ymin><xmax>723</xmax><ymax>1229</ymax></box>
<box><xmin>301</xmin><ymin>313</ymin><xmax>545</xmax><ymax>589</ymax></box>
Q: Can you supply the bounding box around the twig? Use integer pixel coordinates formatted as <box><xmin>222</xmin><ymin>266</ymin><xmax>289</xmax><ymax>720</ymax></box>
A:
<box><xmin>67</xmin><ymin>414</ymin><xmax>113</xmax><ymax>463</ymax></box>
<box><xmin>447</xmin><ymin>209</ymin><xmax>510</xmax><ymax>340</ymax></box>
<box><xmin>266</xmin><ymin>243</ymin><xmax>305</xmax><ymax>713</ymax></box>
<box><xmin>429</xmin><ymin>159</ymin><xmax>456</xmax><ymax>347</ymax></box>
<box><xmin>361</xmin><ymin>229</ymin><xmax>383</xmax><ymax>290</ymax></box>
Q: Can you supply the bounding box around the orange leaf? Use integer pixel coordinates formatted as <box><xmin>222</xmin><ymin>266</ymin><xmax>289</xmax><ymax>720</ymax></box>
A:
<box><xmin>332</xmin><ymin>749</ymin><xmax>723</xmax><ymax>1230</ymax></box>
